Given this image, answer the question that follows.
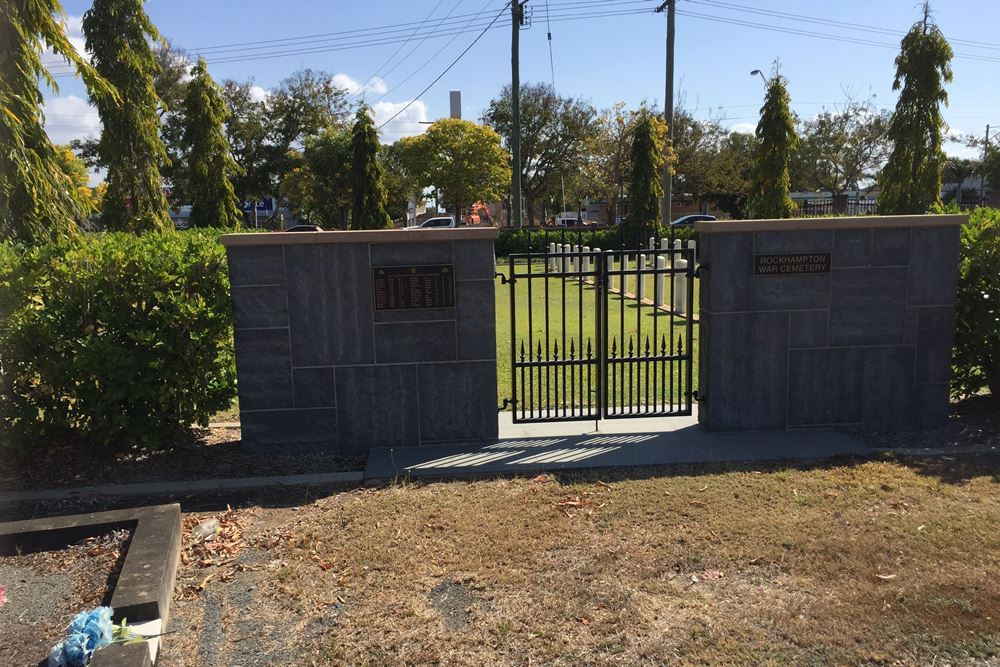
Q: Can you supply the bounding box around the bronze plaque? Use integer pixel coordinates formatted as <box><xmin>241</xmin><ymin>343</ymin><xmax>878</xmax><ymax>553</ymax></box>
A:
<box><xmin>373</xmin><ymin>265</ymin><xmax>455</xmax><ymax>310</ymax></box>
<box><xmin>754</xmin><ymin>252</ymin><xmax>831</xmax><ymax>276</ymax></box>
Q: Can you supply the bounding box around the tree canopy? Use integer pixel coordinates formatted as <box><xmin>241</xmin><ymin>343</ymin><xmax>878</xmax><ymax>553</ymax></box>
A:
<box><xmin>792</xmin><ymin>99</ymin><xmax>891</xmax><ymax>195</ymax></box>
<box><xmin>182</xmin><ymin>58</ymin><xmax>242</xmax><ymax>228</ymax></box>
<box><xmin>482</xmin><ymin>83</ymin><xmax>596</xmax><ymax>224</ymax></box>
<box><xmin>1</xmin><ymin>0</ymin><xmax>114</xmax><ymax>242</ymax></box>
<box><xmin>398</xmin><ymin>119</ymin><xmax>510</xmax><ymax>221</ymax></box>
<box><xmin>83</xmin><ymin>0</ymin><xmax>171</xmax><ymax>231</ymax></box>
<box><xmin>747</xmin><ymin>68</ymin><xmax>798</xmax><ymax>219</ymax></box>
<box><xmin>350</xmin><ymin>107</ymin><xmax>392</xmax><ymax>230</ymax></box>
<box><xmin>281</xmin><ymin>130</ymin><xmax>353</xmax><ymax>229</ymax></box>
<box><xmin>877</xmin><ymin>2</ymin><xmax>953</xmax><ymax>215</ymax></box>
<box><xmin>625</xmin><ymin>108</ymin><xmax>670</xmax><ymax>241</ymax></box>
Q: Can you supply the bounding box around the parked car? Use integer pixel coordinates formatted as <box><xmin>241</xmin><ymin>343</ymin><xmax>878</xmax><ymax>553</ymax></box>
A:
<box><xmin>287</xmin><ymin>224</ymin><xmax>320</xmax><ymax>232</ymax></box>
<box><xmin>554</xmin><ymin>212</ymin><xmax>583</xmax><ymax>226</ymax></box>
<box><xmin>670</xmin><ymin>214</ymin><xmax>717</xmax><ymax>227</ymax></box>
<box><xmin>417</xmin><ymin>216</ymin><xmax>456</xmax><ymax>229</ymax></box>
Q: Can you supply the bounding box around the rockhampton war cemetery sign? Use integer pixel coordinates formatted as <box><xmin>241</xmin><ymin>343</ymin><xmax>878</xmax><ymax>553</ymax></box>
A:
<box><xmin>753</xmin><ymin>252</ymin><xmax>831</xmax><ymax>276</ymax></box>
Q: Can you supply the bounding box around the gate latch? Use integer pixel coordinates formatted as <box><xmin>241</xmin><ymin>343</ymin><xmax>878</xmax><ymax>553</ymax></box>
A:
<box><xmin>694</xmin><ymin>263</ymin><xmax>705</xmax><ymax>279</ymax></box>
<box><xmin>496</xmin><ymin>272</ymin><xmax>513</xmax><ymax>285</ymax></box>
<box><xmin>692</xmin><ymin>390</ymin><xmax>706</xmax><ymax>403</ymax></box>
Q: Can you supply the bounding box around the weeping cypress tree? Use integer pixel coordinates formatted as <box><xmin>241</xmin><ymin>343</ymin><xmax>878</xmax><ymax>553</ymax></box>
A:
<box><xmin>748</xmin><ymin>68</ymin><xmax>798</xmax><ymax>219</ymax></box>
<box><xmin>83</xmin><ymin>0</ymin><xmax>170</xmax><ymax>232</ymax></box>
<box><xmin>350</xmin><ymin>106</ymin><xmax>392</xmax><ymax>230</ymax></box>
<box><xmin>877</xmin><ymin>3</ymin><xmax>953</xmax><ymax>215</ymax></box>
<box><xmin>625</xmin><ymin>108</ymin><xmax>663</xmax><ymax>243</ymax></box>
<box><xmin>182</xmin><ymin>58</ymin><xmax>242</xmax><ymax>228</ymax></box>
<box><xmin>0</xmin><ymin>0</ymin><xmax>115</xmax><ymax>243</ymax></box>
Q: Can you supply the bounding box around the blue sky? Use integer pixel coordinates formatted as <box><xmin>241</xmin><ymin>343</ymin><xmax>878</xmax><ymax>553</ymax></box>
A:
<box><xmin>44</xmin><ymin>0</ymin><xmax>1000</xmax><ymax>162</ymax></box>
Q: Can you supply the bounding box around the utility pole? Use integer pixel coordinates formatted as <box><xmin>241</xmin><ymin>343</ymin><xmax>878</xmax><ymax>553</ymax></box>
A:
<box><xmin>511</xmin><ymin>0</ymin><xmax>524</xmax><ymax>228</ymax></box>
<box><xmin>656</xmin><ymin>0</ymin><xmax>675</xmax><ymax>232</ymax></box>
<box><xmin>981</xmin><ymin>124</ymin><xmax>990</xmax><ymax>207</ymax></box>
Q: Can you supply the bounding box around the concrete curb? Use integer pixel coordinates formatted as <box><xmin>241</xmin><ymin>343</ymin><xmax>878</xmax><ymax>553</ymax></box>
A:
<box><xmin>0</xmin><ymin>471</ymin><xmax>364</xmax><ymax>504</ymax></box>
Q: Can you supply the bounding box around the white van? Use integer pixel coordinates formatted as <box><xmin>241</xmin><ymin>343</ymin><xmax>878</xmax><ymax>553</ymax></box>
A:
<box><xmin>554</xmin><ymin>212</ymin><xmax>582</xmax><ymax>226</ymax></box>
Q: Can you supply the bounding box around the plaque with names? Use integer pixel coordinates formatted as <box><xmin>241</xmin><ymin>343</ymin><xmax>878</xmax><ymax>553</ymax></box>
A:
<box><xmin>373</xmin><ymin>265</ymin><xmax>456</xmax><ymax>311</ymax></box>
<box><xmin>754</xmin><ymin>252</ymin><xmax>831</xmax><ymax>276</ymax></box>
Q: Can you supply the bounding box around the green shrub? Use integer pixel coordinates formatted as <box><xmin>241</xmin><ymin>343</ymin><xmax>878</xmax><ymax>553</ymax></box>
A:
<box><xmin>0</xmin><ymin>229</ymin><xmax>236</xmax><ymax>449</ymax></box>
<box><xmin>952</xmin><ymin>208</ymin><xmax>1000</xmax><ymax>401</ymax></box>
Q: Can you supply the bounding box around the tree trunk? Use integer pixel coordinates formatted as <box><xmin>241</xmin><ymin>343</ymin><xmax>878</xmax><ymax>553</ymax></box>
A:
<box><xmin>525</xmin><ymin>198</ymin><xmax>536</xmax><ymax>227</ymax></box>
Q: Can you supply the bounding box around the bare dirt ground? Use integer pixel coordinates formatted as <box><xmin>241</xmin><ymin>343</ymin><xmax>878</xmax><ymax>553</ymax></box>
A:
<box><xmin>0</xmin><ymin>529</ymin><xmax>130</xmax><ymax>665</ymax></box>
<box><xmin>158</xmin><ymin>455</ymin><xmax>999</xmax><ymax>667</ymax></box>
<box><xmin>0</xmin><ymin>427</ymin><xmax>363</xmax><ymax>492</ymax></box>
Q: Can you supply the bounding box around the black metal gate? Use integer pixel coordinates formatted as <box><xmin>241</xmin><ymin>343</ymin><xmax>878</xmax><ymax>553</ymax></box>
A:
<box><xmin>504</xmin><ymin>237</ymin><xmax>696</xmax><ymax>423</ymax></box>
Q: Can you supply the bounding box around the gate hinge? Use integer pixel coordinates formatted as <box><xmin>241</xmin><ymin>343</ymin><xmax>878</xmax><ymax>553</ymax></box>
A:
<box><xmin>692</xmin><ymin>390</ymin><xmax>706</xmax><ymax>403</ymax></box>
<box><xmin>694</xmin><ymin>263</ymin><xmax>705</xmax><ymax>279</ymax></box>
<box><xmin>496</xmin><ymin>272</ymin><xmax>514</xmax><ymax>284</ymax></box>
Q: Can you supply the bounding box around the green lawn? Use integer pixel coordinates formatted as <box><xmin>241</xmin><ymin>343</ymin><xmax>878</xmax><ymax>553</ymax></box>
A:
<box><xmin>494</xmin><ymin>257</ymin><xmax>700</xmax><ymax>416</ymax></box>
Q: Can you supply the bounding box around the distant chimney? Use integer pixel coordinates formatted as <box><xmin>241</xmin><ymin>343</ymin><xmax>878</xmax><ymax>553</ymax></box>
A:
<box><xmin>449</xmin><ymin>91</ymin><xmax>461</xmax><ymax>119</ymax></box>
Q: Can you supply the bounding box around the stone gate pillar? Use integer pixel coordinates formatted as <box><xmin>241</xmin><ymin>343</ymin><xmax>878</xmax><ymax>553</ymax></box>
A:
<box><xmin>696</xmin><ymin>215</ymin><xmax>965</xmax><ymax>432</ymax></box>
<box><xmin>222</xmin><ymin>228</ymin><xmax>499</xmax><ymax>453</ymax></box>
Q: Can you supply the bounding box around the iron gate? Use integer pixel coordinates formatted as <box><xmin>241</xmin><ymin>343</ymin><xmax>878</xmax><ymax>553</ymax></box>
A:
<box><xmin>504</xmin><ymin>239</ymin><xmax>696</xmax><ymax>423</ymax></box>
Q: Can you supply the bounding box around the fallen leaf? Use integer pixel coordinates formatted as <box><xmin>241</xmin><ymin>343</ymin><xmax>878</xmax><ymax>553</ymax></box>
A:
<box><xmin>875</xmin><ymin>573</ymin><xmax>897</xmax><ymax>580</ymax></box>
<box><xmin>579</xmin><ymin>617</ymin><xmax>590</xmax><ymax>625</ymax></box>
<box><xmin>699</xmin><ymin>569</ymin><xmax>724</xmax><ymax>581</ymax></box>
<box><xmin>597</xmin><ymin>481</ymin><xmax>613</xmax><ymax>490</ymax></box>
<box><xmin>824</xmin><ymin>491</ymin><xmax>838</xmax><ymax>499</ymax></box>
<box><xmin>689</xmin><ymin>500</ymin><xmax>707</xmax><ymax>507</ymax></box>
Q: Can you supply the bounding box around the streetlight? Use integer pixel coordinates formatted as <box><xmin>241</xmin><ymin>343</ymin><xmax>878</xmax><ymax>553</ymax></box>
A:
<box><xmin>750</xmin><ymin>69</ymin><xmax>768</xmax><ymax>86</ymax></box>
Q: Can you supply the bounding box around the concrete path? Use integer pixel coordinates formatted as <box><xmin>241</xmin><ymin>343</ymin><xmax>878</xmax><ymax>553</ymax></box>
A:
<box><xmin>366</xmin><ymin>417</ymin><xmax>871</xmax><ymax>481</ymax></box>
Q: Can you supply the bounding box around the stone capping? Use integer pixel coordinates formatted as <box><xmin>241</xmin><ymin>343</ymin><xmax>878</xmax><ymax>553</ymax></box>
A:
<box><xmin>221</xmin><ymin>227</ymin><xmax>499</xmax><ymax>246</ymax></box>
<box><xmin>694</xmin><ymin>214</ymin><xmax>967</xmax><ymax>234</ymax></box>
<box><xmin>0</xmin><ymin>504</ymin><xmax>181</xmax><ymax>666</ymax></box>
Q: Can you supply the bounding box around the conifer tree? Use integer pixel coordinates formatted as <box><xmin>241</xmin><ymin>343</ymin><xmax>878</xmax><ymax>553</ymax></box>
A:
<box><xmin>748</xmin><ymin>68</ymin><xmax>798</xmax><ymax>219</ymax></box>
<box><xmin>625</xmin><ymin>109</ymin><xmax>665</xmax><ymax>243</ymax></box>
<box><xmin>83</xmin><ymin>0</ymin><xmax>170</xmax><ymax>231</ymax></box>
<box><xmin>350</xmin><ymin>107</ymin><xmax>392</xmax><ymax>230</ymax></box>
<box><xmin>877</xmin><ymin>3</ymin><xmax>953</xmax><ymax>215</ymax></box>
<box><xmin>182</xmin><ymin>58</ymin><xmax>242</xmax><ymax>229</ymax></box>
<box><xmin>0</xmin><ymin>0</ymin><xmax>114</xmax><ymax>242</ymax></box>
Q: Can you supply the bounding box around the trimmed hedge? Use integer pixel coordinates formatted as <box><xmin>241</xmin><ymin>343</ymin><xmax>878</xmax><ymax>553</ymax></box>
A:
<box><xmin>0</xmin><ymin>229</ymin><xmax>236</xmax><ymax>449</ymax></box>
<box><xmin>494</xmin><ymin>224</ymin><xmax>695</xmax><ymax>258</ymax></box>
<box><xmin>953</xmin><ymin>207</ymin><xmax>1000</xmax><ymax>401</ymax></box>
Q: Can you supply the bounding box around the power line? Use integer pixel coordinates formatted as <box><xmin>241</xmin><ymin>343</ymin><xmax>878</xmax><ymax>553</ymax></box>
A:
<box><xmin>688</xmin><ymin>0</ymin><xmax>1000</xmax><ymax>52</ymax></box>
<box><xmin>371</xmin><ymin>0</ymin><xmax>501</xmax><ymax>105</ymax></box>
<box><xmin>45</xmin><ymin>3</ymin><xmax>651</xmax><ymax>76</ymax></box>
<box><xmin>377</xmin><ymin>1</ymin><xmax>512</xmax><ymax>130</ymax></box>
<box><xmin>354</xmin><ymin>0</ymin><xmax>450</xmax><ymax>96</ymax></box>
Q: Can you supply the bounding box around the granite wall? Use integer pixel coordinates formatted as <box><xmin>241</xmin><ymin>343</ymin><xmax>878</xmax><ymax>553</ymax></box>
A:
<box><xmin>696</xmin><ymin>216</ymin><xmax>965</xmax><ymax>432</ymax></box>
<box><xmin>223</xmin><ymin>229</ymin><xmax>499</xmax><ymax>453</ymax></box>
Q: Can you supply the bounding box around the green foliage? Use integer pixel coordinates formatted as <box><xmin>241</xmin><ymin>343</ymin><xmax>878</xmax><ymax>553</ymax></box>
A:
<box><xmin>222</xmin><ymin>70</ymin><xmax>352</xmax><ymax>209</ymax></box>
<box><xmin>952</xmin><ymin>208</ymin><xmax>1000</xmax><ymax>401</ymax></box>
<box><xmin>381</xmin><ymin>141</ymin><xmax>421</xmax><ymax>222</ymax></box>
<box><xmin>182</xmin><ymin>58</ymin><xmax>243</xmax><ymax>228</ymax></box>
<box><xmin>482</xmin><ymin>83</ymin><xmax>597</xmax><ymax>225</ymax></box>
<box><xmin>877</xmin><ymin>4</ymin><xmax>953</xmax><ymax>215</ymax></box>
<box><xmin>350</xmin><ymin>107</ymin><xmax>392</xmax><ymax>230</ymax></box>
<box><xmin>399</xmin><ymin>118</ymin><xmax>510</xmax><ymax>219</ymax></box>
<box><xmin>281</xmin><ymin>129</ymin><xmax>352</xmax><ymax>229</ymax></box>
<box><xmin>0</xmin><ymin>0</ymin><xmax>115</xmax><ymax>243</ymax></box>
<box><xmin>748</xmin><ymin>69</ymin><xmax>798</xmax><ymax>219</ymax></box>
<box><xmin>792</xmin><ymin>99</ymin><xmax>891</xmax><ymax>195</ymax></box>
<box><xmin>625</xmin><ymin>109</ymin><xmax>667</xmax><ymax>241</ymax></box>
<box><xmin>0</xmin><ymin>230</ymin><xmax>236</xmax><ymax>449</ymax></box>
<box><xmin>83</xmin><ymin>0</ymin><xmax>171</xmax><ymax>231</ymax></box>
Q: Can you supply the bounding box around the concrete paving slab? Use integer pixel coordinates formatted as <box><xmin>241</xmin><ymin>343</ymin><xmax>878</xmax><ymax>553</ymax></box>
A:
<box><xmin>365</xmin><ymin>424</ymin><xmax>871</xmax><ymax>481</ymax></box>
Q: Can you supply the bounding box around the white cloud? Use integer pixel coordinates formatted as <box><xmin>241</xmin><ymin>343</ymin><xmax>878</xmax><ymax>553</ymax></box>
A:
<box><xmin>332</xmin><ymin>73</ymin><xmax>388</xmax><ymax>96</ymax></box>
<box><xmin>372</xmin><ymin>100</ymin><xmax>429</xmax><ymax>143</ymax></box>
<box><xmin>42</xmin><ymin>94</ymin><xmax>101</xmax><ymax>146</ymax></box>
<box><xmin>249</xmin><ymin>85</ymin><xmax>270</xmax><ymax>102</ymax></box>
<box><xmin>728</xmin><ymin>122</ymin><xmax>755</xmax><ymax>135</ymax></box>
<box><xmin>41</xmin><ymin>14</ymin><xmax>89</xmax><ymax>70</ymax></box>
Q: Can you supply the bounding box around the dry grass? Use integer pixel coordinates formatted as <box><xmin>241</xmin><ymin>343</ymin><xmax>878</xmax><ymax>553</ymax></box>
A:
<box><xmin>162</xmin><ymin>456</ymin><xmax>999</xmax><ymax>666</ymax></box>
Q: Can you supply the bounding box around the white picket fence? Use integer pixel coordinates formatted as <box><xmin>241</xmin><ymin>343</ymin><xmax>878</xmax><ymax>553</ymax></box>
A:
<box><xmin>545</xmin><ymin>239</ymin><xmax>696</xmax><ymax>317</ymax></box>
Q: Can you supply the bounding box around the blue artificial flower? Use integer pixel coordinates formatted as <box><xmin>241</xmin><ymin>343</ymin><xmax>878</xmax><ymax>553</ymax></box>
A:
<box><xmin>47</xmin><ymin>632</ymin><xmax>93</xmax><ymax>667</ymax></box>
<box><xmin>68</xmin><ymin>606</ymin><xmax>114</xmax><ymax>651</ymax></box>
